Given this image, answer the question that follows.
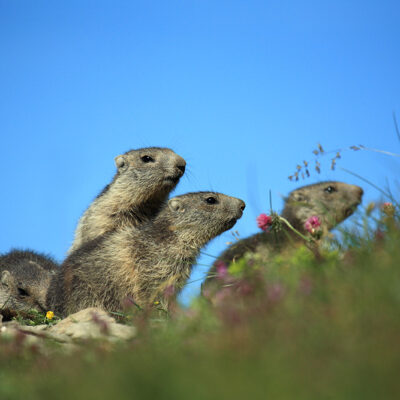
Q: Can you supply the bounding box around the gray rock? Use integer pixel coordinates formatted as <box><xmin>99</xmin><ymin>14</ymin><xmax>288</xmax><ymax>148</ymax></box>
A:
<box><xmin>0</xmin><ymin>307</ymin><xmax>136</xmax><ymax>347</ymax></box>
<box><xmin>49</xmin><ymin>307</ymin><xmax>136</xmax><ymax>342</ymax></box>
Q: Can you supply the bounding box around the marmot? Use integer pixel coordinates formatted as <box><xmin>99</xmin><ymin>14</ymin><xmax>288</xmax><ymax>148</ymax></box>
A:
<box><xmin>48</xmin><ymin>192</ymin><xmax>246</xmax><ymax>316</ymax></box>
<box><xmin>69</xmin><ymin>147</ymin><xmax>186</xmax><ymax>253</ymax></box>
<box><xmin>204</xmin><ymin>181</ymin><xmax>363</xmax><ymax>285</ymax></box>
<box><xmin>0</xmin><ymin>250</ymin><xmax>58</xmax><ymax>319</ymax></box>
<box><xmin>0</xmin><ymin>249</ymin><xmax>58</xmax><ymax>273</ymax></box>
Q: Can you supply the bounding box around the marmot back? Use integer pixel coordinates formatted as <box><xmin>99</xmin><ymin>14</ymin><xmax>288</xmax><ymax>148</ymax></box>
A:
<box><xmin>69</xmin><ymin>147</ymin><xmax>186</xmax><ymax>253</ymax></box>
<box><xmin>0</xmin><ymin>250</ymin><xmax>58</xmax><ymax>319</ymax></box>
<box><xmin>204</xmin><ymin>181</ymin><xmax>363</xmax><ymax>287</ymax></box>
<box><xmin>48</xmin><ymin>192</ymin><xmax>245</xmax><ymax>316</ymax></box>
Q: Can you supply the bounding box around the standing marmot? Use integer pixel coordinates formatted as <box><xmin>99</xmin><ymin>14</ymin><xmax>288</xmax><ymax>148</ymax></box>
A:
<box><xmin>69</xmin><ymin>147</ymin><xmax>186</xmax><ymax>253</ymax></box>
<box><xmin>204</xmin><ymin>181</ymin><xmax>363</xmax><ymax>285</ymax></box>
<box><xmin>0</xmin><ymin>250</ymin><xmax>58</xmax><ymax>319</ymax></box>
<box><xmin>0</xmin><ymin>148</ymin><xmax>185</xmax><ymax>315</ymax></box>
<box><xmin>48</xmin><ymin>192</ymin><xmax>246</xmax><ymax>316</ymax></box>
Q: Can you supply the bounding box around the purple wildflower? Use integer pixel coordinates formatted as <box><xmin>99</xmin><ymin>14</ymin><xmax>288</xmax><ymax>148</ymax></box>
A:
<box><xmin>215</xmin><ymin>261</ymin><xmax>228</xmax><ymax>280</ymax></box>
<box><xmin>267</xmin><ymin>283</ymin><xmax>285</xmax><ymax>302</ymax></box>
<box><xmin>304</xmin><ymin>216</ymin><xmax>322</xmax><ymax>235</ymax></box>
<box><xmin>257</xmin><ymin>213</ymin><xmax>273</xmax><ymax>231</ymax></box>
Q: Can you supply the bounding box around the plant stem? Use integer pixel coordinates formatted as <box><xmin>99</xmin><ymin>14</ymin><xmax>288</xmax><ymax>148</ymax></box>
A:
<box><xmin>278</xmin><ymin>216</ymin><xmax>313</xmax><ymax>243</ymax></box>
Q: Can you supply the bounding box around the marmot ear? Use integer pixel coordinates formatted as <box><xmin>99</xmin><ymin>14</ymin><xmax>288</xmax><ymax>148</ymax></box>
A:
<box><xmin>168</xmin><ymin>199</ymin><xmax>184</xmax><ymax>212</ymax></box>
<box><xmin>292</xmin><ymin>191</ymin><xmax>308</xmax><ymax>202</ymax></box>
<box><xmin>27</xmin><ymin>260</ymin><xmax>44</xmax><ymax>272</ymax></box>
<box><xmin>1</xmin><ymin>270</ymin><xmax>12</xmax><ymax>286</ymax></box>
<box><xmin>114</xmin><ymin>155</ymin><xmax>126</xmax><ymax>169</ymax></box>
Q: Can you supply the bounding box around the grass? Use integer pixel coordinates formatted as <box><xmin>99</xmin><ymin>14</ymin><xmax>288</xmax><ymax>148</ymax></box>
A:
<box><xmin>11</xmin><ymin>309</ymin><xmax>60</xmax><ymax>327</ymax></box>
<box><xmin>1</xmin><ymin>205</ymin><xmax>400</xmax><ymax>399</ymax></box>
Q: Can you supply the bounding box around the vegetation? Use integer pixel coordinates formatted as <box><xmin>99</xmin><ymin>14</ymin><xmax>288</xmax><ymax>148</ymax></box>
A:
<box><xmin>1</xmin><ymin>200</ymin><xmax>400</xmax><ymax>399</ymax></box>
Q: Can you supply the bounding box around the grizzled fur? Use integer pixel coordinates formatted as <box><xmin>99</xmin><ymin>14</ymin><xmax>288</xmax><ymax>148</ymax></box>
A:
<box><xmin>48</xmin><ymin>192</ymin><xmax>245</xmax><ymax>316</ymax></box>
<box><xmin>204</xmin><ymin>181</ymin><xmax>363</xmax><ymax>286</ymax></box>
<box><xmin>68</xmin><ymin>147</ymin><xmax>186</xmax><ymax>253</ymax></box>
<box><xmin>0</xmin><ymin>250</ymin><xmax>58</xmax><ymax>319</ymax></box>
<box><xmin>280</xmin><ymin>181</ymin><xmax>363</xmax><ymax>235</ymax></box>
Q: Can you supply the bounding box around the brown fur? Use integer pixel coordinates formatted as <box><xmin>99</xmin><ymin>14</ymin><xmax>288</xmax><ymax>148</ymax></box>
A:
<box><xmin>68</xmin><ymin>147</ymin><xmax>186</xmax><ymax>253</ymax></box>
<box><xmin>0</xmin><ymin>250</ymin><xmax>58</xmax><ymax>320</ymax></box>
<box><xmin>204</xmin><ymin>181</ymin><xmax>363</xmax><ymax>286</ymax></box>
<box><xmin>48</xmin><ymin>192</ymin><xmax>245</xmax><ymax>316</ymax></box>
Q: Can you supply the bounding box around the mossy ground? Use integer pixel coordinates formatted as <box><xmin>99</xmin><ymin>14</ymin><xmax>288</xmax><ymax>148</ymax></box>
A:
<box><xmin>1</xmin><ymin>207</ymin><xmax>400</xmax><ymax>399</ymax></box>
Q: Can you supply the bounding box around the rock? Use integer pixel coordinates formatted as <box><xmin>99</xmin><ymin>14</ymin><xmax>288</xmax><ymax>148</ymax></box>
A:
<box><xmin>0</xmin><ymin>321</ymin><xmax>44</xmax><ymax>347</ymax></box>
<box><xmin>49</xmin><ymin>307</ymin><xmax>136</xmax><ymax>342</ymax></box>
<box><xmin>0</xmin><ymin>308</ymin><xmax>136</xmax><ymax>348</ymax></box>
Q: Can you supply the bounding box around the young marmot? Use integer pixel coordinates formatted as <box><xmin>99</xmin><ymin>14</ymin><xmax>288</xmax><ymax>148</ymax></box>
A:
<box><xmin>48</xmin><ymin>192</ymin><xmax>245</xmax><ymax>316</ymax></box>
<box><xmin>69</xmin><ymin>147</ymin><xmax>186</xmax><ymax>253</ymax></box>
<box><xmin>0</xmin><ymin>250</ymin><xmax>57</xmax><ymax>319</ymax></box>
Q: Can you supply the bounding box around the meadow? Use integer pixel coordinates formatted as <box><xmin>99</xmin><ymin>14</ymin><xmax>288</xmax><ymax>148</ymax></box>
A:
<box><xmin>1</xmin><ymin>198</ymin><xmax>399</xmax><ymax>400</ymax></box>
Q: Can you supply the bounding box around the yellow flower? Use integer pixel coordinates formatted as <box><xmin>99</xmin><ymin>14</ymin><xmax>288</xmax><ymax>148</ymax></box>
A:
<box><xmin>46</xmin><ymin>311</ymin><xmax>54</xmax><ymax>320</ymax></box>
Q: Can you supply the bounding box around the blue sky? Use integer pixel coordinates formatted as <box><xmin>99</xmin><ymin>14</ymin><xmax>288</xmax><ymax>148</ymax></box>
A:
<box><xmin>1</xmin><ymin>1</ymin><xmax>399</xmax><ymax>304</ymax></box>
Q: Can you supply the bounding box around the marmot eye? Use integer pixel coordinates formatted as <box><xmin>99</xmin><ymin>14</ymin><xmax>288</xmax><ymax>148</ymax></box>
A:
<box><xmin>141</xmin><ymin>155</ymin><xmax>154</xmax><ymax>163</ymax></box>
<box><xmin>205</xmin><ymin>197</ymin><xmax>217</xmax><ymax>204</ymax></box>
<box><xmin>324</xmin><ymin>186</ymin><xmax>336</xmax><ymax>194</ymax></box>
<box><xmin>18</xmin><ymin>287</ymin><xmax>29</xmax><ymax>297</ymax></box>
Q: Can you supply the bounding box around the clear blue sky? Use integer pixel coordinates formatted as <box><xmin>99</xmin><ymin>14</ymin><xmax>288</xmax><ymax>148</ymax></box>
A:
<box><xmin>1</xmin><ymin>1</ymin><xmax>399</xmax><ymax>304</ymax></box>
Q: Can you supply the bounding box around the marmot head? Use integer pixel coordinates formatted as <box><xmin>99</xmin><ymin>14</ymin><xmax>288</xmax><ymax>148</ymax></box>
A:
<box><xmin>166</xmin><ymin>192</ymin><xmax>246</xmax><ymax>246</ymax></box>
<box><xmin>0</xmin><ymin>262</ymin><xmax>52</xmax><ymax>319</ymax></box>
<box><xmin>112</xmin><ymin>147</ymin><xmax>186</xmax><ymax>202</ymax></box>
<box><xmin>282</xmin><ymin>181</ymin><xmax>363</xmax><ymax>232</ymax></box>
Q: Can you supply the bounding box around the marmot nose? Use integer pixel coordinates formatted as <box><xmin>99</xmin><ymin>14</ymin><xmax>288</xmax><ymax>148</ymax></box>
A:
<box><xmin>175</xmin><ymin>156</ymin><xmax>186</xmax><ymax>176</ymax></box>
<box><xmin>177</xmin><ymin>164</ymin><xmax>186</xmax><ymax>175</ymax></box>
<box><xmin>353</xmin><ymin>186</ymin><xmax>364</xmax><ymax>200</ymax></box>
<box><xmin>239</xmin><ymin>200</ymin><xmax>246</xmax><ymax>212</ymax></box>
